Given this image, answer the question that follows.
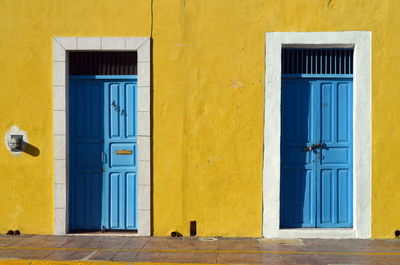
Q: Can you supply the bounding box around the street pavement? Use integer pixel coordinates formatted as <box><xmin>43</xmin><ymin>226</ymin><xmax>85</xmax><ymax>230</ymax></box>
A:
<box><xmin>0</xmin><ymin>235</ymin><xmax>400</xmax><ymax>264</ymax></box>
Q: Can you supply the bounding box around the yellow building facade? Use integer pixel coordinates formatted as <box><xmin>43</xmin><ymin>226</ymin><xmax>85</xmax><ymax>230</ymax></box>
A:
<box><xmin>0</xmin><ymin>0</ymin><xmax>399</xmax><ymax>238</ymax></box>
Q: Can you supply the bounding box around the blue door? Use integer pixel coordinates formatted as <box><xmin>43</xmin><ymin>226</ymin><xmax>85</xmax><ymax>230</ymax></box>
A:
<box><xmin>69</xmin><ymin>76</ymin><xmax>137</xmax><ymax>231</ymax></box>
<box><xmin>280</xmin><ymin>77</ymin><xmax>353</xmax><ymax>228</ymax></box>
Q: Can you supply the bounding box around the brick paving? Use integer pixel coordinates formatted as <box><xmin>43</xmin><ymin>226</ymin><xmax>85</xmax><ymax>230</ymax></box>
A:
<box><xmin>0</xmin><ymin>235</ymin><xmax>399</xmax><ymax>264</ymax></box>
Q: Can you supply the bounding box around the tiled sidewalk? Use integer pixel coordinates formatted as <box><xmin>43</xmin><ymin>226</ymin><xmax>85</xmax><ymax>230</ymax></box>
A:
<box><xmin>0</xmin><ymin>235</ymin><xmax>400</xmax><ymax>264</ymax></box>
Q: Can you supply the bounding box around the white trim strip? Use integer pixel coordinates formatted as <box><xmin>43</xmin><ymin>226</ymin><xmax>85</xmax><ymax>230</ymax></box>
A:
<box><xmin>263</xmin><ymin>31</ymin><xmax>371</xmax><ymax>238</ymax></box>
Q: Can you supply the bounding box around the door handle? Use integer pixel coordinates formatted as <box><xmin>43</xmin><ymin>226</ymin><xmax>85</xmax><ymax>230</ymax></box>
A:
<box><xmin>303</xmin><ymin>142</ymin><xmax>325</xmax><ymax>152</ymax></box>
<box><xmin>101</xmin><ymin>152</ymin><xmax>107</xmax><ymax>163</ymax></box>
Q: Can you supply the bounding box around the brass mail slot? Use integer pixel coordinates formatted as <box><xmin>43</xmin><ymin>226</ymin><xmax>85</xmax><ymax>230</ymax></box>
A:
<box><xmin>115</xmin><ymin>149</ymin><xmax>133</xmax><ymax>155</ymax></box>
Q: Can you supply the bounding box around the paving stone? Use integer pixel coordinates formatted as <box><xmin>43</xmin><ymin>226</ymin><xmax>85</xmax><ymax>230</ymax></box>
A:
<box><xmin>121</xmin><ymin>238</ymin><xmax>149</xmax><ymax>249</ymax></box>
<box><xmin>84</xmin><ymin>237</ymin><xmax>130</xmax><ymax>249</ymax></box>
<box><xmin>158</xmin><ymin>251</ymin><xmax>196</xmax><ymax>263</ymax></box>
<box><xmin>44</xmin><ymin>250</ymin><xmax>92</xmax><ymax>261</ymax></box>
<box><xmin>192</xmin><ymin>252</ymin><xmax>218</xmax><ymax>263</ymax></box>
<box><xmin>0</xmin><ymin>249</ymin><xmax>17</xmax><ymax>258</ymax></box>
<box><xmin>217</xmin><ymin>252</ymin><xmax>264</xmax><ymax>264</ymax></box>
<box><xmin>88</xmin><ymin>250</ymin><xmax>119</xmax><ymax>261</ymax></box>
<box><xmin>133</xmin><ymin>251</ymin><xmax>161</xmax><ymax>262</ymax></box>
<box><xmin>10</xmin><ymin>249</ymin><xmax>53</xmax><ymax>259</ymax></box>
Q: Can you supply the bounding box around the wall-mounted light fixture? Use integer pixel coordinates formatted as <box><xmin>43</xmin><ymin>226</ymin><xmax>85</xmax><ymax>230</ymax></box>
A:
<box><xmin>8</xmin><ymin>135</ymin><xmax>23</xmax><ymax>152</ymax></box>
<box><xmin>5</xmin><ymin>126</ymin><xmax>28</xmax><ymax>156</ymax></box>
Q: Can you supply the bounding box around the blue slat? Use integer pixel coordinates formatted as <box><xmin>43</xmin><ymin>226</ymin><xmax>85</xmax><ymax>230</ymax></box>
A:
<box><xmin>290</xmin><ymin>50</ymin><xmax>294</xmax><ymax>73</ymax></box>
<box><xmin>333</xmin><ymin>50</ymin><xmax>335</xmax><ymax>74</ymax></box>
<box><xmin>306</xmin><ymin>50</ymin><xmax>308</xmax><ymax>74</ymax></box>
<box><xmin>319</xmin><ymin>50</ymin><xmax>322</xmax><ymax>74</ymax></box>
<box><xmin>311</xmin><ymin>50</ymin><xmax>313</xmax><ymax>74</ymax></box>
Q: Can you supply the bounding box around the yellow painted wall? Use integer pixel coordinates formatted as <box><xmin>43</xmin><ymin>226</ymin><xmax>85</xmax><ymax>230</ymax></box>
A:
<box><xmin>0</xmin><ymin>0</ymin><xmax>398</xmax><ymax>238</ymax></box>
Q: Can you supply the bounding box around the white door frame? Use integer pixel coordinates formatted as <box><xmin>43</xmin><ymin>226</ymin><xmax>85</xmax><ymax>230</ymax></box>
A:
<box><xmin>263</xmin><ymin>32</ymin><xmax>372</xmax><ymax>238</ymax></box>
<box><xmin>53</xmin><ymin>37</ymin><xmax>151</xmax><ymax>235</ymax></box>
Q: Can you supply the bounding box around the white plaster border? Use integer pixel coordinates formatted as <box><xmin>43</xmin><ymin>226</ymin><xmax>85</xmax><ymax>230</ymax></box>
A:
<box><xmin>263</xmin><ymin>32</ymin><xmax>371</xmax><ymax>238</ymax></box>
<box><xmin>53</xmin><ymin>37</ymin><xmax>151</xmax><ymax>235</ymax></box>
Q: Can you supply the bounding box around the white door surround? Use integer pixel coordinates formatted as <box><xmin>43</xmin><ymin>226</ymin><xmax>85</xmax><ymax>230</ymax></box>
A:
<box><xmin>263</xmin><ymin>32</ymin><xmax>372</xmax><ymax>238</ymax></box>
<box><xmin>53</xmin><ymin>37</ymin><xmax>151</xmax><ymax>235</ymax></box>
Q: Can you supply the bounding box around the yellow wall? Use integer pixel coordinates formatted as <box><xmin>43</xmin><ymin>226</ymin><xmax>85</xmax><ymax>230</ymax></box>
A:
<box><xmin>0</xmin><ymin>0</ymin><xmax>399</xmax><ymax>238</ymax></box>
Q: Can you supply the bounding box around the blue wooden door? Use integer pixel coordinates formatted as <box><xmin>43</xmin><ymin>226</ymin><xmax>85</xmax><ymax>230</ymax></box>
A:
<box><xmin>280</xmin><ymin>78</ymin><xmax>353</xmax><ymax>228</ymax></box>
<box><xmin>69</xmin><ymin>76</ymin><xmax>137</xmax><ymax>231</ymax></box>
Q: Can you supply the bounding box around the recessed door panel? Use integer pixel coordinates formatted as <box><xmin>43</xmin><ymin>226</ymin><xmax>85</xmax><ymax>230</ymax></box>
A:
<box><xmin>110</xmin><ymin>143</ymin><xmax>136</xmax><ymax>167</ymax></box>
<box><xmin>320</xmin><ymin>148</ymin><xmax>349</xmax><ymax>165</ymax></box>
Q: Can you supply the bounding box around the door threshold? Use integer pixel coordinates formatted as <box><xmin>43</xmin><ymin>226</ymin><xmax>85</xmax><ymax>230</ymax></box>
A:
<box><xmin>67</xmin><ymin>231</ymin><xmax>140</xmax><ymax>237</ymax></box>
<box><xmin>280</xmin><ymin>227</ymin><xmax>354</xmax><ymax>229</ymax></box>
<box><xmin>265</xmin><ymin>228</ymin><xmax>358</xmax><ymax>239</ymax></box>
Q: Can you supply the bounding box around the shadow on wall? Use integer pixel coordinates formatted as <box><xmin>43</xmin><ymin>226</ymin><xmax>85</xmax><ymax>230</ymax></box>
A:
<box><xmin>22</xmin><ymin>141</ymin><xmax>40</xmax><ymax>157</ymax></box>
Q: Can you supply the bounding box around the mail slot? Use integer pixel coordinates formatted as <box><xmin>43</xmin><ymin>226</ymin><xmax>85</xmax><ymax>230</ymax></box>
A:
<box><xmin>115</xmin><ymin>149</ymin><xmax>133</xmax><ymax>155</ymax></box>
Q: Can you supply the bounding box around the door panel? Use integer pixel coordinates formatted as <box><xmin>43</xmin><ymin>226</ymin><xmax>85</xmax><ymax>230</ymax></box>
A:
<box><xmin>338</xmin><ymin>83</ymin><xmax>350</xmax><ymax>142</ymax></box>
<box><xmin>281</xmin><ymin>78</ymin><xmax>352</xmax><ymax>228</ymax></box>
<box><xmin>69</xmin><ymin>80</ymin><xmax>103</xmax><ymax>230</ymax></box>
<box><xmin>338</xmin><ymin>169</ymin><xmax>351</xmax><ymax>223</ymax></box>
<box><xmin>69</xmin><ymin>77</ymin><xmax>137</xmax><ymax>231</ymax></box>
<box><xmin>321</xmin><ymin>83</ymin><xmax>333</xmax><ymax>142</ymax></box>
<box><xmin>281</xmin><ymin>79</ymin><xmax>316</xmax><ymax>228</ymax></box>
<box><xmin>317</xmin><ymin>80</ymin><xmax>353</xmax><ymax>228</ymax></box>
<box><xmin>103</xmin><ymin>81</ymin><xmax>137</xmax><ymax>230</ymax></box>
<box><xmin>320</xmin><ymin>169</ymin><xmax>333</xmax><ymax>224</ymax></box>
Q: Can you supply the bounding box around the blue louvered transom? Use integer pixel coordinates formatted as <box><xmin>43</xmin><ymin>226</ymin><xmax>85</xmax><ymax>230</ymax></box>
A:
<box><xmin>282</xmin><ymin>48</ymin><xmax>353</xmax><ymax>75</ymax></box>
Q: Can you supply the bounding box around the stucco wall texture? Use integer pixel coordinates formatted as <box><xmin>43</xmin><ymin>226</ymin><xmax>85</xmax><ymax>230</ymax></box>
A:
<box><xmin>0</xmin><ymin>0</ymin><xmax>398</xmax><ymax>238</ymax></box>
